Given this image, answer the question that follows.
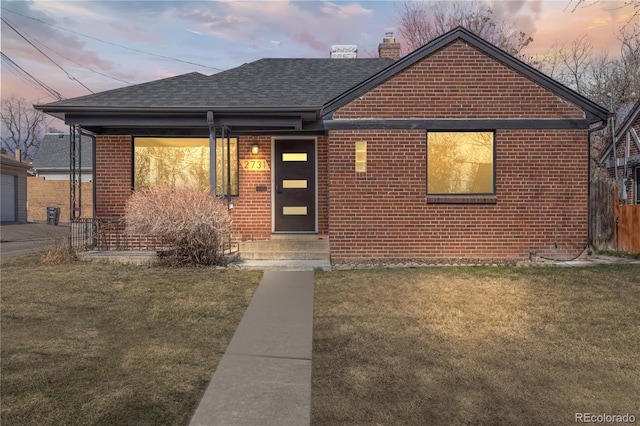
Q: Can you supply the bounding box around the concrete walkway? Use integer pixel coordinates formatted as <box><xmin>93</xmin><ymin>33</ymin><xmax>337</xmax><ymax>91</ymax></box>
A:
<box><xmin>189</xmin><ymin>270</ymin><xmax>314</xmax><ymax>426</ymax></box>
<box><xmin>0</xmin><ymin>222</ymin><xmax>70</xmax><ymax>259</ymax></box>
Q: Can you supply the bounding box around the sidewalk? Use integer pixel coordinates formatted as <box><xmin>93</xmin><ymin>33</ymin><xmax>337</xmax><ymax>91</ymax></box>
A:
<box><xmin>189</xmin><ymin>270</ymin><xmax>314</xmax><ymax>426</ymax></box>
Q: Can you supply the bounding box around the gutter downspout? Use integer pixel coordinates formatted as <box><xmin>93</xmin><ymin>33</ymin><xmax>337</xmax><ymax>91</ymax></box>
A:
<box><xmin>588</xmin><ymin>120</ymin><xmax>608</xmax><ymax>252</ymax></box>
<box><xmin>221</xmin><ymin>125</ymin><xmax>226</xmax><ymax>203</ymax></box>
<box><xmin>207</xmin><ymin>111</ymin><xmax>217</xmax><ymax>198</ymax></box>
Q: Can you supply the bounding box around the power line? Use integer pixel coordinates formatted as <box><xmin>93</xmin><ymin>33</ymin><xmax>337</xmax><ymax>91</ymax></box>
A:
<box><xmin>0</xmin><ymin>52</ymin><xmax>64</xmax><ymax>100</ymax></box>
<box><xmin>1</xmin><ymin>6</ymin><xmax>224</xmax><ymax>72</ymax></box>
<box><xmin>29</xmin><ymin>31</ymin><xmax>134</xmax><ymax>85</ymax></box>
<box><xmin>2</xmin><ymin>16</ymin><xmax>94</xmax><ymax>94</ymax></box>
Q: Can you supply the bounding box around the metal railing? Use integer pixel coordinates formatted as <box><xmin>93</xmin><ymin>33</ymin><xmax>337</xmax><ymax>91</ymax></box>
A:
<box><xmin>70</xmin><ymin>217</ymin><xmax>167</xmax><ymax>251</ymax></box>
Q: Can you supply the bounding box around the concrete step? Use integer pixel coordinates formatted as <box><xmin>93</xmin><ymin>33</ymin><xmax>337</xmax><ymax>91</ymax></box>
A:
<box><xmin>239</xmin><ymin>238</ymin><xmax>330</xmax><ymax>261</ymax></box>
<box><xmin>270</xmin><ymin>233</ymin><xmax>326</xmax><ymax>241</ymax></box>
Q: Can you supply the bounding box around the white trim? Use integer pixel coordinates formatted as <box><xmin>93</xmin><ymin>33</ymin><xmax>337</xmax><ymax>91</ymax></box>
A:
<box><xmin>271</xmin><ymin>136</ymin><xmax>318</xmax><ymax>233</ymax></box>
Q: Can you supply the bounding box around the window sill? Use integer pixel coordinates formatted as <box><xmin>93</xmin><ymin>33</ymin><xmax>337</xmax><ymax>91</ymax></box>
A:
<box><xmin>426</xmin><ymin>195</ymin><xmax>497</xmax><ymax>204</ymax></box>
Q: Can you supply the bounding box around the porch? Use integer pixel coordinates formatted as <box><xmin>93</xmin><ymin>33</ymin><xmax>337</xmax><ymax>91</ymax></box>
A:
<box><xmin>70</xmin><ymin>217</ymin><xmax>331</xmax><ymax>268</ymax></box>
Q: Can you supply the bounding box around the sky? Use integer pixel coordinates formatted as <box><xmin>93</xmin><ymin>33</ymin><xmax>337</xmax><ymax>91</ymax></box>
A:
<box><xmin>1</xmin><ymin>0</ymin><xmax>638</xmax><ymax>115</ymax></box>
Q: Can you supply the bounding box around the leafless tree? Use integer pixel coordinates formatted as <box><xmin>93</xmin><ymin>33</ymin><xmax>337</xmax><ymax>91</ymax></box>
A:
<box><xmin>567</xmin><ymin>0</ymin><xmax>639</xmax><ymax>30</ymax></box>
<box><xmin>1</xmin><ymin>96</ymin><xmax>52</xmax><ymax>161</ymax></box>
<box><xmin>537</xmin><ymin>26</ymin><xmax>640</xmax><ymax>116</ymax></box>
<box><xmin>396</xmin><ymin>0</ymin><xmax>533</xmax><ymax>56</ymax></box>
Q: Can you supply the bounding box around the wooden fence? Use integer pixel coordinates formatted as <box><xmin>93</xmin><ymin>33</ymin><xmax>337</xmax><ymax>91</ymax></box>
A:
<box><xmin>615</xmin><ymin>204</ymin><xmax>640</xmax><ymax>252</ymax></box>
<box><xmin>590</xmin><ymin>179</ymin><xmax>640</xmax><ymax>253</ymax></box>
<box><xmin>590</xmin><ymin>180</ymin><xmax>615</xmax><ymax>250</ymax></box>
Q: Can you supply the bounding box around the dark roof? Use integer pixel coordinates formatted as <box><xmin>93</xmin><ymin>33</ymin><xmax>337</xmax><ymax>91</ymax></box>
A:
<box><xmin>32</xmin><ymin>133</ymin><xmax>93</xmax><ymax>171</ymax></box>
<box><xmin>36</xmin><ymin>58</ymin><xmax>394</xmax><ymax>113</ymax></box>
<box><xmin>599</xmin><ymin>98</ymin><xmax>640</xmax><ymax>164</ymax></box>
<box><xmin>615</xmin><ymin>98</ymin><xmax>640</xmax><ymax>140</ymax></box>
<box><xmin>324</xmin><ymin>26</ymin><xmax>610</xmax><ymax>123</ymax></box>
<box><xmin>0</xmin><ymin>155</ymin><xmax>31</xmax><ymax>169</ymax></box>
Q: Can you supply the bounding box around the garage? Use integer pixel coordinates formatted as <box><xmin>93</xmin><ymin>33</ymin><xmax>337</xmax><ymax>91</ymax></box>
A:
<box><xmin>1</xmin><ymin>174</ymin><xmax>16</xmax><ymax>221</ymax></box>
<box><xmin>1</xmin><ymin>155</ymin><xmax>30</xmax><ymax>223</ymax></box>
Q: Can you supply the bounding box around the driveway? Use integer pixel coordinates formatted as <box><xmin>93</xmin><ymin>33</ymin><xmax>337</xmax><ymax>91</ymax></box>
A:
<box><xmin>0</xmin><ymin>222</ymin><xmax>70</xmax><ymax>259</ymax></box>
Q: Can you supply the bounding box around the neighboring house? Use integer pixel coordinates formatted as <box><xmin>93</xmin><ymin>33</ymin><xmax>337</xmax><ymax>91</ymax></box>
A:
<box><xmin>600</xmin><ymin>98</ymin><xmax>640</xmax><ymax>204</ymax></box>
<box><xmin>28</xmin><ymin>133</ymin><xmax>94</xmax><ymax>222</ymax></box>
<box><xmin>35</xmin><ymin>27</ymin><xmax>609</xmax><ymax>262</ymax></box>
<box><xmin>1</xmin><ymin>154</ymin><xmax>30</xmax><ymax>223</ymax></box>
<box><xmin>32</xmin><ymin>133</ymin><xmax>93</xmax><ymax>181</ymax></box>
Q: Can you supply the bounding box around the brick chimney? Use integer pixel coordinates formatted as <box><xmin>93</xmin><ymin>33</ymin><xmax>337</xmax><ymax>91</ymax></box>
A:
<box><xmin>378</xmin><ymin>32</ymin><xmax>400</xmax><ymax>60</ymax></box>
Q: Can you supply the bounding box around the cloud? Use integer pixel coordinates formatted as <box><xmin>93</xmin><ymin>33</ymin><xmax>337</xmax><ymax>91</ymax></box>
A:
<box><xmin>320</xmin><ymin>2</ymin><xmax>372</xmax><ymax>18</ymax></box>
<box><xmin>288</xmin><ymin>31</ymin><xmax>327</xmax><ymax>52</ymax></box>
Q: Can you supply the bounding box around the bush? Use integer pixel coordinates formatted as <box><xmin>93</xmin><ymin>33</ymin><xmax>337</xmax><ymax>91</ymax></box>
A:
<box><xmin>125</xmin><ymin>187</ymin><xmax>232</xmax><ymax>266</ymax></box>
<box><xmin>42</xmin><ymin>237</ymin><xmax>77</xmax><ymax>265</ymax></box>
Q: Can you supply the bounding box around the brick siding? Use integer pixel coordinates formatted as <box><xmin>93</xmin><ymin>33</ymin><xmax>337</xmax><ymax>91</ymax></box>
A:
<box><xmin>335</xmin><ymin>40</ymin><xmax>585</xmax><ymax>120</ymax></box>
<box><xmin>328</xmin><ymin>129</ymin><xmax>588</xmax><ymax>262</ymax></box>
<box><xmin>329</xmin><ymin>39</ymin><xmax>590</xmax><ymax>262</ymax></box>
<box><xmin>95</xmin><ymin>135</ymin><xmax>132</xmax><ymax>217</ymax></box>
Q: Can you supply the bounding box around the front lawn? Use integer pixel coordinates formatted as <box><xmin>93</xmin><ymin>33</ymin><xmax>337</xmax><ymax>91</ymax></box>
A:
<box><xmin>0</xmin><ymin>254</ymin><xmax>261</xmax><ymax>426</ymax></box>
<box><xmin>313</xmin><ymin>265</ymin><xmax>640</xmax><ymax>425</ymax></box>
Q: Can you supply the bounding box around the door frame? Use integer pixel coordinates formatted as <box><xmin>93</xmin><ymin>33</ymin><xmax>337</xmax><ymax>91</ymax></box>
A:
<box><xmin>271</xmin><ymin>136</ymin><xmax>318</xmax><ymax>233</ymax></box>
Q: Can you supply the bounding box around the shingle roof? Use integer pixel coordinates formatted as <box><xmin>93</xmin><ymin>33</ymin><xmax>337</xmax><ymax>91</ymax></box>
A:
<box><xmin>32</xmin><ymin>133</ymin><xmax>93</xmax><ymax>170</ymax></box>
<box><xmin>39</xmin><ymin>58</ymin><xmax>394</xmax><ymax>110</ymax></box>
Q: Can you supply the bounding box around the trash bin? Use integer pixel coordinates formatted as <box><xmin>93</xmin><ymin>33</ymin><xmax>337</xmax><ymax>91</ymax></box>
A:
<box><xmin>46</xmin><ymin>207</ymin><xmax>60</xmax><ymax>226</ymax></box>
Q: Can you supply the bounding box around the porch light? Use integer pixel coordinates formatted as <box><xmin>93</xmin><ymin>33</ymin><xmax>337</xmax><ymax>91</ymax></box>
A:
<box><xmin>251</xmin><ymin>143</ymin><xmax>260</xmax><ymax>154</ymax></box>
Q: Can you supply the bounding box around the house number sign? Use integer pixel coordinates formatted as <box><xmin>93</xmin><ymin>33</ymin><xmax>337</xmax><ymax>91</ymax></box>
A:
<box><xmin>241</xmin><ymin>159</ymin><xmax>270</xmax><ymax>171</ymax></box>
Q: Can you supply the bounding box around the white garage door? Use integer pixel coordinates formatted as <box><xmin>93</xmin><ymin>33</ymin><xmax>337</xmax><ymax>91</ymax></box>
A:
<box><xmin>1</xmin><ymin>174</ymin><xmax>16</xmax><ymax>222</ymax></box>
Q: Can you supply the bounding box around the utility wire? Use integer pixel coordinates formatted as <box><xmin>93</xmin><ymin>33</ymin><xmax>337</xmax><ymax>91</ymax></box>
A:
<box><xmin>29</xmin><ymin>33</ymin><xmax>134</xmax><ymax>85</ymax></box>
<box><xmin>1</xmin><ymin>51</ymin><xmax>64</xmax><ymax>100</ymax></box>
<box><xmin>2</xmin><ymin>16</ymin><xmax>94</xmax><ymax>93</ymax></box>
<box><xmin>1</xmin><ymin>7</ymin><xmax>224</xmax><ymax>72</ymax></box>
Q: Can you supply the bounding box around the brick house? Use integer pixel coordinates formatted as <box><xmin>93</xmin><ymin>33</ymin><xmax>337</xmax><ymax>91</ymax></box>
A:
<box><xmin>600</xmin><ymin>98</ymin><xmax>640</xmax><ymax>204</ymax></box>
<box><xmin>36</xmin><ymin>27</ymin><xmax>609</xmax><ymax>263</ymax></box>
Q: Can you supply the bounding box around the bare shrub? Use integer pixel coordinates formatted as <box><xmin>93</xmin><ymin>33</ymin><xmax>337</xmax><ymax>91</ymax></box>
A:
<box><xmin>42</xmin><ymin>237</ymin><xmax>77</xmax><ymax>265</ymax></box>
<box><xmin>125</xmin><ymin>187</ymin><xmax>232</xmax><ymax>266</ymax></box>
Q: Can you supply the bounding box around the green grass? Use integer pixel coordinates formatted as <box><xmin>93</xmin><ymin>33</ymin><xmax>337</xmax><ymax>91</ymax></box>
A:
<box><xmin>1</xmin><ymin>254</ymin><xmax>261</xmax><ymax>426</ymax></box>
<box><xmin>313</xmin><ymin>265</ymin><xmax>640</xmax><ymax>425</ymax></box>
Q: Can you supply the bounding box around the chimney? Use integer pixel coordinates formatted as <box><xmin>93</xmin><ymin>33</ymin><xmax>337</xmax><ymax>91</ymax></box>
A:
<box><xmin>378</xmin><ymin>32</ymin><xmax>400</xmax><ymax>60</ymax></box>
<box><xmin>15</xmin><ymin>148</ymin><xmax>21</xmax><ymax>162</ymax></box>
<box><xmin>330</xmin><ymin>45</ymin><xmax>358</xmax><ymax>59</ymax></box>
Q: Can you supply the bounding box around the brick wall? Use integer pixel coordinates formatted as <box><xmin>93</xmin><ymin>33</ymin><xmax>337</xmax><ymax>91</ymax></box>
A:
<box><xmin>329</xmin><ymin>39</ymin><xmax>590</xmax><ymax>262</ymax></box>
<box><xmin>335</xmin><ymin>40</ymin><xmax>585</xmax><ymax>120</ymax></box>
<box><xmin>95</xmin><ymin>135</ymin><xmax>132</xmax><ymax>217</ymax></box>
<box><xmin>328</xmin><ymin>129</ymin><xmax>588</xmax><ymax>262</ymax></box>
<box><xmin>231</xmin><ymin>135</ymin><xmax>272</xmax><ymax>241</ymax></box>
<box><xmin>27</xmin><ymin>177</ymin><xmax>93</xmax><ymax>222</ymax></box>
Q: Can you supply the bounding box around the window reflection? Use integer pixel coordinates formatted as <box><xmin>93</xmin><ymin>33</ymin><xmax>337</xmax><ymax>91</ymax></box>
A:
<box><xmin>427</xmin><ymin>132</ymin><xmax>494</xmax><ymax>194</ymax></box>
<box><xmin>134</xmin><ymin>137</ymin><xmax>238</xmax><ymax>196</ymax></box>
